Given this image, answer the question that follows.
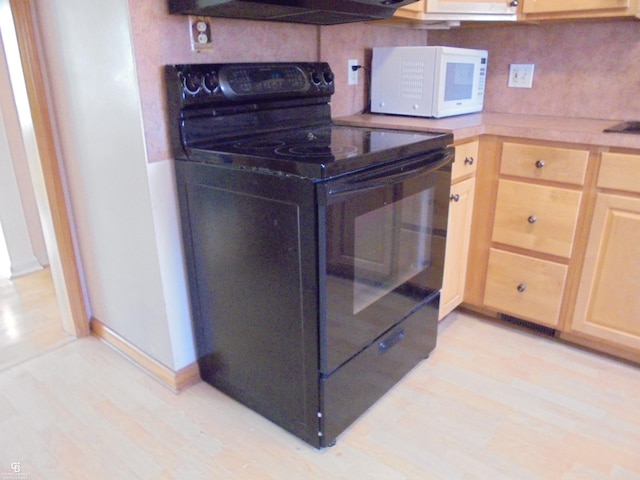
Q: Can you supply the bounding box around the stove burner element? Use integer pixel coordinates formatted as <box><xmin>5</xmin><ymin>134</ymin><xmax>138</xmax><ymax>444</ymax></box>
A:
<box><xmin>275</xmin><ymin>144</ymin><xmax>360</xmax><ymax>158</ymax></box>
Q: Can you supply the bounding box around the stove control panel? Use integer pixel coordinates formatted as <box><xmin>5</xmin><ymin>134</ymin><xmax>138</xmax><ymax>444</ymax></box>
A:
<box><xmin>169</xmin><ymin>62</ymin><xmax>334</xmax><ymax>106</ymax></box>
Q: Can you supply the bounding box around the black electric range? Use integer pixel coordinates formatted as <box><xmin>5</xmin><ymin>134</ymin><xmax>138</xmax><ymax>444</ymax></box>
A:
<box><xmin>167</xmin><ymin>62</ymin><xmax>453</xmax><ymax>448</ymax></box>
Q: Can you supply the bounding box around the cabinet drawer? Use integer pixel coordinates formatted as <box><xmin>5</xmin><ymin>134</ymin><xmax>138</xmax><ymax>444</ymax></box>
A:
<box><xmin>598</xmin><ymin>152</ymin><xmax>640</xmax><ymax>194</ymax></box>
<box><xmin>484</xmin><ymin>249</ymin><xmax>568</xmax><ymax>327</ymax></box>
<box><xmin>452</xmin><ymin>140</ymin><xmax>478</xmax><ymax>181</ymax></box>
<box><xmin>492</xmin><ymin>180</ymin><xmax>582</xmax><ymax>258</ymax></box>
<box><xmin>523</xmin><ymin>0</ymin><xmax>631</xmax><ymax>14</ymax></box>
<box><xmin>501</xmin><ymin>143</ymin><xmax>589</xmax><ymax>186</ymax></box>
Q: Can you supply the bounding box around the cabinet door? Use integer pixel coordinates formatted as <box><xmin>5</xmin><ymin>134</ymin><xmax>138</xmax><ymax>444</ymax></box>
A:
<box><xmin>523</xmin><ymin>0</ymin><xmax>630</xmax><ymax>13</ymax></box>
<box><xmin>397</xmin><ymin>0</ymin><xmax>517</xmax><ymax>15</ymax></box>
<box><xmin>426</xmin><ymin>0</ymin><xmax>517</xmax><ymax>14</ymax></box>
<box><xmin>570</xmin><ymin>193</ymin><xmax>640</xmax><ymax>351</ymax></box>
<box><xmin>440</xmin><ymin>177</ymin><xmax>476</xmax><ymax>319</ymax></box>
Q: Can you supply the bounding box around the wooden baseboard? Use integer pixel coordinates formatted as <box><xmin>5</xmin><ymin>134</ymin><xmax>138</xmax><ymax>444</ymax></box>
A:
<box><xmin>459</xmin><ymin>303</ymin><xmax>500</xmax><ymax>319</ymax></box>
<box><xmin>559</xmin><ymin>331</ymin><xmax>640</xmax><ymax>366</ymax></box>
<box><xmin>90</xmin><ymin>318</ymin><xmax>201</xmax><ymax>392</ymax></box>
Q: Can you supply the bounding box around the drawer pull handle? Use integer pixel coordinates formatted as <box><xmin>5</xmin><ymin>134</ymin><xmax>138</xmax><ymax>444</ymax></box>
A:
<box><xmin>535</xmin><ymin>160</ymin><xmax>546</xmax><ymax>169</ymax></box>
<box><xmin>517</xmin><ymin>283</ymin><xmax>527</xmax><ymax>293</ymax></box>
<box><xmin>379</xmin><ymin>328</ymin><xmax>405</xmax><ymax>355</ymax></box>
<box><xmin>528</xmin><ymin>215</ymin><xmax>537</xmax><ymax>224</ymax></box>
<box><xmin>464</xmin><ymin>156</ymin><xmax>475</xmax><ymax>165</ymax></box>
<box><xmin>510</xmin><ymin>0</ymin><xmax>519</xmax><ymax>6</ymax></box>
<box><xmin>450</xmin><ymin>194</ymin><xmax>460</xmax><ymax>202</ymax></box>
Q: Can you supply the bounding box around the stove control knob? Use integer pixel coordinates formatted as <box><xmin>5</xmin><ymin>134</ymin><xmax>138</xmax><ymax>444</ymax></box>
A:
<box><xmin>203</xmin><ymin>72</ymin><xmax>219</xmax><ymax>93</ymax></box>
<box><xmin>183</xmin><ymin>73</ymin><xmax>202</xmax><ymax>95</ymax></box>
<box><xmin>323</xmin><ymin>70</ymin><xmax>334</xmax><ymax>85</ymax></box>
<box><xmin>311</xmin><ymin>71</ymin><xmax>322</xmax><ymax>85</ymax></box>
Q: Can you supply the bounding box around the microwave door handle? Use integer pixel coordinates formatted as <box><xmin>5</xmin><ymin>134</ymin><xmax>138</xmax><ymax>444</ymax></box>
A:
<box><xmin>327</xmin><ymin>151</ymin><xmax>452</xmax><ymax>198</ymax></box>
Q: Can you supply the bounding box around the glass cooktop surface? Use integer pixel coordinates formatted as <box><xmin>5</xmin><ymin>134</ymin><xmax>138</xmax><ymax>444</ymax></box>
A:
<box><xmin>190</xmin><ymin>124</ymin><xmax>451</xmax><ymax>179</ymax></box>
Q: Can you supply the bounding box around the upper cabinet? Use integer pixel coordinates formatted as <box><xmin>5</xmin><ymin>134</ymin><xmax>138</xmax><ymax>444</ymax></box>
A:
<box><xmin>387</xmin><ymin>0</ymin><xmax>638</xmax><ymax>25</ymax></box>
<box><xmin>391</xmin><ymin>0</ymin><xmax>518</xmax><ymax>24</ymax></box>
<box><xmin>410</xmin><ymin>0</ymin><xmax>517</xmax><ymax>14</ymax></box>
<box><xmin>522</xmin><ymin>0</ymin><xmax>639</xmax><ymax>19</ymax></box>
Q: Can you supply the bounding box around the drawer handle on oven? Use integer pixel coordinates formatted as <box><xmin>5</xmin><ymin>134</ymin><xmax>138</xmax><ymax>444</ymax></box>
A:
<box><xmin>379</xmin><ymin>328</ymin><xmax>405</xmax><ymax>355</ymax></box>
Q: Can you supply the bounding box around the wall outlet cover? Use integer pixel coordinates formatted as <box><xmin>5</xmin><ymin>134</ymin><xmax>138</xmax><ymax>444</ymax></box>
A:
<box><xmin>190</xmin><ymin>17</ymin><xmax>213</xmax><ymax>51</ymax></box>
<box><xmin>348</xmin><ymin>59</ymin><xmax>358</xmax><ymax>86</ymax></box>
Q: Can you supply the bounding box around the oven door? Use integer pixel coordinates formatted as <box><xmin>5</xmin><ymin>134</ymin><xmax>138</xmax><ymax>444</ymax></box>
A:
<box><xmin>318</xmin><ymin>148</ymin><xmax>453</xmax><ymax>374</ymax></box>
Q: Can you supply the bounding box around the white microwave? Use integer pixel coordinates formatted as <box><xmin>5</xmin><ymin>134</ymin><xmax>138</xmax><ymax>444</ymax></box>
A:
<box><xmin>371</xmin><ymin>46</ymin><xmax>488</xmax><ymax>119</ymax></box>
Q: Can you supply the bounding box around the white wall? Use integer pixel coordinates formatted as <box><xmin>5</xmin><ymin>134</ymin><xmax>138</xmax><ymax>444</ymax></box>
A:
<box><xmin>0</xmin><ymin>102</ymin><xmax>40</xmax><ymax>278</ymax></box>
<box><xmin>0</xmin><ymin>8</ymin><xmax>47</xmax><ymax>278</ymax></box>
<box><xmin>34</xmin><ymin>0</ymin><xmax>194</xmax><ymax>370</ymax></box>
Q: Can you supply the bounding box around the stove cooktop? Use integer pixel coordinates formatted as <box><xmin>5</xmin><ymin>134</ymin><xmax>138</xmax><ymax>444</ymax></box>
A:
<box><xmin>188</xmin><ymin>124</ymin><xmax>452</xmax><ymax>180</ymax></box>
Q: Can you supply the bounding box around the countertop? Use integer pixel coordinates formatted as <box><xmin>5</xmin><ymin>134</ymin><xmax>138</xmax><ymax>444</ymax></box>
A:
<box><xmin>334</xmin><ymin>113</ymin><xmax>640</xmax><ymax>150</ymax></box>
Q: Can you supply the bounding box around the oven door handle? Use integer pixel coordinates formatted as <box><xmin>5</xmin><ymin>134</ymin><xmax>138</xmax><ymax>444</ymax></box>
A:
<box><xmin>326</xmin><ymin>150</ymin><xmax>452</xmax><ymax>199</ymax></box>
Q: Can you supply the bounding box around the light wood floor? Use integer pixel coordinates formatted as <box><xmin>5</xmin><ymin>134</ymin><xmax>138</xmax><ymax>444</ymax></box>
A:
<box><xmin>0</xmin><ymin>268</ymin><xmax>72</xmax><ymax>373</ymax></box>
<box><xmin>0</xmin><ymin>274</ymin><xmax>639</xmax><ymax>479</ymax></box>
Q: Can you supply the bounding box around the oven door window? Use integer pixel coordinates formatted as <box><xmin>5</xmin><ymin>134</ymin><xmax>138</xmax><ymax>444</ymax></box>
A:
<box><xmin>322</xmin><ymin>162</ymin><xmax>450</xmax><ymax>374</ymax></box>
<box><xmin>353</xmin><ymin>188</ymin><xmax>434</xmax><ymax>314</ymax></box>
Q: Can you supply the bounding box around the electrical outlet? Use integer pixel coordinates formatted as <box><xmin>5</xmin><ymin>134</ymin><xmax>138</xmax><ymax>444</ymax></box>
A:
<box><xmin>508</xmin><ymin>64</ymin><xmax>535</xmax><ymax>88</ymax></box>
<box><xmin>190</xmin><ymin>17</ymin><xmax>213</xmax><ymax>51</ymax></box>
<box><xmin>348</xmin><ymin>59</ymin><xmax>358</xmax><ymax>86</ymax></box>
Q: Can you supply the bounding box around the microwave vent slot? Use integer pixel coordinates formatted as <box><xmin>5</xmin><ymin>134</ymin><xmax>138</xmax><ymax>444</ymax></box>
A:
<box><xmin>400</xmin><ymin>59</ymin><xmax>425</xmax><ymax>100</ymax></box>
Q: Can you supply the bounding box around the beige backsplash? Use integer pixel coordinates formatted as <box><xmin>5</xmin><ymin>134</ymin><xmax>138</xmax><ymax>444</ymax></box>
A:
<box><xmin>429</xmin><ymin>19</ymin><xmax>640</xmax><ymax>122</ymax></box>
<box><xmin>323</xmin><ymin>19</ymin><xmax>640</xmax><ymax>122</ymax></box>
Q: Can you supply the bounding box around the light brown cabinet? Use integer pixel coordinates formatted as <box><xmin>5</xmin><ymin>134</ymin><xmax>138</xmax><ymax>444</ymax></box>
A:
<box><xmin>391</xmin><ymin>0</ymin><xmax>638</xmax><ymax>24</ymax></box>
<box><xmin>491</xmin><ymin>179</ymin><xmax>582</xmax><ymax>258</ymax></box>
<box><xmin>568</xmin><ymin>152</ymin><xmax>640</xmax><ymax>357</ymax></box>
<box><xmin>468</xmin><ymin>139</ymin><xmax>588</xmax><ymax>328</ymax></box>
<box><xmin>467</xmin><ymin>139</ymin><xmax>640</xmax><ymax>361</ymax></box>
<box><xmin>439</xmin><ymin>140</ymin><xmax>478</xmax><ymax>319</ymax></box>
<box><xmin>484</xmin><ymin>248</ymin><xmax>568</xmax><ymax>327</ymax></box>
<box><xmin>393</xmin><ymin>0</ymin><xmax>517</xmax><ymax>23</ymax></box>
<box><xmin>522</xmin><ymin>0</ymin><xmax>639</xmax><ymax>19</ymax></box>
<box><xmin>500</xmin><ymin>143</ymin><xmax>589</xmax><ymax>186</ymax></box>
<box><xmin>406</xmin><ymin>0</ymin><xmax>517</xmax><ymax>14</ymax></box>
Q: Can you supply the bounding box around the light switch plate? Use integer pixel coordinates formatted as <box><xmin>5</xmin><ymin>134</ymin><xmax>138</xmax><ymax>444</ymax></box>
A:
<box><xmin>508</xmin><ymin>64</ymin><xmax>535</xmax><ymax>88</ymax></box>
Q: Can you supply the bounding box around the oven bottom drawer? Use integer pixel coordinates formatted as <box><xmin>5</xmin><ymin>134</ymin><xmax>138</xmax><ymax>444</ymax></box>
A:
<box><xmin>320</xmin><ymin>294</ymin><xmax>439</xmax><ymax>447</ymax></box>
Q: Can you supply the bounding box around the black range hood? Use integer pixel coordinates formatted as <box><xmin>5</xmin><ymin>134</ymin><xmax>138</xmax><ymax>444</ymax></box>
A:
<box><xmin>168</xmin><ymin>0</ymin><xmax>419</xmax><ymax>25</ymax></box>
